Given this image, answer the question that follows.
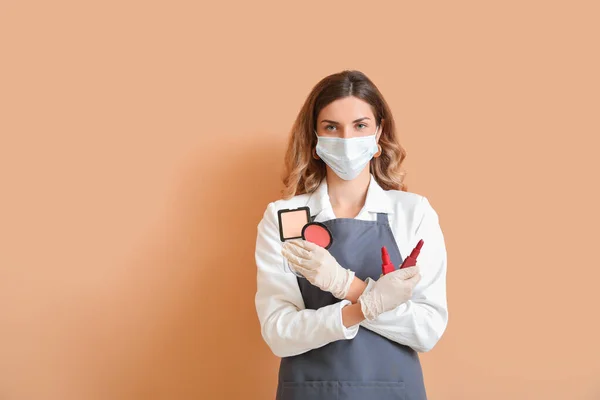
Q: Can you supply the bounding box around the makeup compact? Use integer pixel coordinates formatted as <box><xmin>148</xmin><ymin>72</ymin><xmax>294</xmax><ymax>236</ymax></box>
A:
<box><xmin>277</xmin><ymin>207</ymin><xmax>311</xmax><ymax>277</ymax></box>
<box><xmin>302</xmin><ymin>222</ymin><xmax>333</xmax><ymax>249</ymax></box>
<box><xmin>277</xmin><ymin>207</ymin><xmax>311</xmax><ymax>242</ymax></box>
<box><xmin>277</xmin><ymin>206</ymin><xmax>334</xmax><ymax>277</ymax></box>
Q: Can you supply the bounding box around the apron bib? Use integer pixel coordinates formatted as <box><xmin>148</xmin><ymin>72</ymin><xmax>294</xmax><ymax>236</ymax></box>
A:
<box><xmin>276</xmin><ymin>213</ymin><xmax>427</xmax><ymax>400</ymax></box>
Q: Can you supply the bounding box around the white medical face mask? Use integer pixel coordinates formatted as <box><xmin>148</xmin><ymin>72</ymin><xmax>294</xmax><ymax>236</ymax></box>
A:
<box><xmin>315</xmin><ymin>126</ymin><xmax>379</xmax><ymax>181</ymax></box>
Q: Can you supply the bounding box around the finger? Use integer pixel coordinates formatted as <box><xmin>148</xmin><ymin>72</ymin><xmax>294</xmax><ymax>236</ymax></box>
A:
<box><xmin>282</xmin><ymin>241</ymin><xmax>312</xmax><ymax>260</ymax></box>
<box><xmin>282</xmin><ymin>247</ymin><xmax>303</xmax><ymax>264</ymax></box>
<box><xmin>283</xmin><ymin>239</ymin><xmax>305</xmax><ymax>251</ymax></box>
<box><xmin>406</xmin><ymin>272</ymin><xmax>422</xmax><ymax>286</ymax></box>
<box><xmin>281</xmin><ymin>248</ymin><xmax>309</xmax><ymax>267</ymax></box>
<box><xmin>406</xmin><ymin>271</ymin><xmax>421</xmax><ymax>281</ymax></box>
<box><xmin>287</xmin><ymin>261</ymin><xmax>311</xmax><ymax>276</ymax></box>
<box><xmin>287</xmin><ymin>238</ymin><xmax>318</xmax><ymax>252</ymax></box>
<box><xmin>397</xmin><ymin>266</ymin><xmax>419</xmax><ymax>278</ymax></box>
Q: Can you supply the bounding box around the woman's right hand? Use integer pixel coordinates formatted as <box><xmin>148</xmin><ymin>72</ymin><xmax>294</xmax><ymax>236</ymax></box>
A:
<box><xmin>358</xmin><ymin>265</ymin><xmax>422</xmax><ymax>321</ymax></box>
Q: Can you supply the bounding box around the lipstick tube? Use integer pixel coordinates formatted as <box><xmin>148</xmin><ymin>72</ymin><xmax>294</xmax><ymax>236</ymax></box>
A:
<box><xmin>399</xmin><ymin>239</ymin><xmax>424</xmax><ymax>269</ymax></box>
<box><xmin>381</xmin><ymin>246</ymin><xmax>395</xmax><ymax>276</ymax></box>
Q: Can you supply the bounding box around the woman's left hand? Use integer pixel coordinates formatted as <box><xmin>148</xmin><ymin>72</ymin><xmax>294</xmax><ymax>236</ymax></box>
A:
<box><xmin>281</xmin><ymin>239</ymin><xmax>355</xmax><ymax>299</ymax></box>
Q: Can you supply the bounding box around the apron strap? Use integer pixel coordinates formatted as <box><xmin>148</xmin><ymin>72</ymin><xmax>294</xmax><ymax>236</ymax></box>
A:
<box><xmin>376</xmin><ymin>212</ymin><xmax>389</xmax><ymax>225</ymax></box>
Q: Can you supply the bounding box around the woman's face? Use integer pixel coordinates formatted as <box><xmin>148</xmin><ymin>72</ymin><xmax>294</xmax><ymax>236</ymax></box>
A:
<box><xmin>315</xmin><ymin>96</ymin><xmax>380</xmax><ymax>140</ymax></box>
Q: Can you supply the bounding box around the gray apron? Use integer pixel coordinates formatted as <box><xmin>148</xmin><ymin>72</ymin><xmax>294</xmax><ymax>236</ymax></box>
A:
<box><xmin>276</xmin><ymin>213</ymin><xmax>427</xmax><ymax>400</ymax></box>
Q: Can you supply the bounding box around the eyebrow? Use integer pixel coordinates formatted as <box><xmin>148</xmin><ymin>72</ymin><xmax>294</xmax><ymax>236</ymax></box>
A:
<box><xmin>320</xmin><ymin>117</ymin><xmax>371</xmax><ymax>125</ymax></box>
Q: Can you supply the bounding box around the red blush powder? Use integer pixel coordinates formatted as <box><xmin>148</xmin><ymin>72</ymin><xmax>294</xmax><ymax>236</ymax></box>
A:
<box><xmin>303</xmin><ymin>223</ymin><xmax>332</xmax><ymax>248</ymax></box>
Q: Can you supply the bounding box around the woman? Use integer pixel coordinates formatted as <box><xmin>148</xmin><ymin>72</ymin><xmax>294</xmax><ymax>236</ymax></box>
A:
<box><xmin>254</xmin><ymin>70</ymin><xmax>448</xmax><ymax>400</ymax></box>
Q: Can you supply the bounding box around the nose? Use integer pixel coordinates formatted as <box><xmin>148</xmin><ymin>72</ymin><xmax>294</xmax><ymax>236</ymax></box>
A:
<box><xmin>339</xmin><ymin>128</ymin><xmax>350</xmax><ymax>138</ymax></box>
<box><xmin>338</xmin><ymin>126</ymin><xmax>354</xmax><ymax>138</ymax></box>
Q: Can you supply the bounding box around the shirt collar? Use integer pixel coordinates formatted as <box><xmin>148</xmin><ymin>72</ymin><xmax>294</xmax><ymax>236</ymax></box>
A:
<box><xmin>305</xmin><ymin>173</ymin><xmax>394</xmax><ymax>219</ymax></box>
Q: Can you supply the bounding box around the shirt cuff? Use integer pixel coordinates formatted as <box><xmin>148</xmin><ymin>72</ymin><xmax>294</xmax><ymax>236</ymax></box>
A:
<box><xmin>337</xmin><ymin>299</ymin><xmax>360</xmax><ymax>339</ymax></box>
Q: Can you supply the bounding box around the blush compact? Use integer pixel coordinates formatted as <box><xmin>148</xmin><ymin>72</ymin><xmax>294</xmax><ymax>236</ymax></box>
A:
<box><xmin>301</xmin><ymin>222</ymin><xmax>333</xmax><ymax>249</ymax></box>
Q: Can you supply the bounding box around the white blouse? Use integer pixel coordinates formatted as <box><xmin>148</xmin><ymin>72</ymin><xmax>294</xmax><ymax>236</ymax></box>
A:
<box><xmin>254</xmin><ymin>174</ymin><xmax>448</xmax><ymax>357</ymax></box>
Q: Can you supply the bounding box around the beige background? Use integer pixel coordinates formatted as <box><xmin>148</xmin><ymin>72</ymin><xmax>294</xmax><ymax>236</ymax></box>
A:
<box><xmin>1</xmin><ymin>1</ymin><xmax>599</xmax><ymax>399</ymax></box>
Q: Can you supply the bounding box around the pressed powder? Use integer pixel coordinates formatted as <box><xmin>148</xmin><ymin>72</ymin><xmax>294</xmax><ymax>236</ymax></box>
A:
<box><xmin>302</xmin><ymin>222</ymin><xmax>333</xmax><ymax>249</ymax></box>
<box><xmin>277</xmin><ymin>207</ymin><xmax>310</xmax><ymax>242</ymax></box>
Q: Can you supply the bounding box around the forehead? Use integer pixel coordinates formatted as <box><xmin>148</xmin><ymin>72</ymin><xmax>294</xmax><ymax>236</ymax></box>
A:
<box><xmin>317</xmin><ymin>96</ymin><xmax>374</xmax><ymax>121</ymax></box>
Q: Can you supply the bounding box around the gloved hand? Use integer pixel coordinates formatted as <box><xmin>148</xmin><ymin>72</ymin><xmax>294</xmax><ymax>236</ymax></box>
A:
<box><xmin>281</xmin><ymin>239</ymin><xmax>355</xmax><ymax>299</ymax></box>
<box><xmin>358</xmin><ymin>265</ymin><xmax>421</xmax><ymax>321</ymax></box>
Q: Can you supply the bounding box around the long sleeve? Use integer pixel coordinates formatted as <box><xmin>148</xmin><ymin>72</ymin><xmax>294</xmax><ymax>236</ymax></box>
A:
<box><xmin>254</xmin><ymin>202</ymin><xmax>359</xmax><ymax>358</ymax></box>
<box><xmin>360</xmin><ymin>196</ymin><xmax>449</xmax><ymax>353</ymax></box>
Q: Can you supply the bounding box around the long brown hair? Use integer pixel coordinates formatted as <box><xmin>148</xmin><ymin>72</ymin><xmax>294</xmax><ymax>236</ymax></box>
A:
<box><xmin>281</xmin><ymin>70</ymin><xmax>408</xmax><ymax>199</ymax></box>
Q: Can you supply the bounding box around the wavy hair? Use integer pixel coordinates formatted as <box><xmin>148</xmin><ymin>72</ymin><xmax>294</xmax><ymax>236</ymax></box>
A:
<box><xmin>281</xmin><ymin>70</ymin><xmax>408</xmax><ymax>199</ymax></box>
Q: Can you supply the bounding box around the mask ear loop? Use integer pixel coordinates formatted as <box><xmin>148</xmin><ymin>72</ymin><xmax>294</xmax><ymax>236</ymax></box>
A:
<box><xmin>368</xmin><ymin>125</ymin><xmax>379</xmax><ymax>140</ymax></box>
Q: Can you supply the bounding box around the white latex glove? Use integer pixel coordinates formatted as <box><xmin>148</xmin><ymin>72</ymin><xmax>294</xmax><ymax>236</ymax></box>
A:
<box><xmin>358</xmin><ymin>265</ymin><xmax>422</xmax><ymax>321</ymax></box>
<box><xmin>281</xmin><ymin>239</ymin><xmax>355</xmax><ymax>300</ymax></box>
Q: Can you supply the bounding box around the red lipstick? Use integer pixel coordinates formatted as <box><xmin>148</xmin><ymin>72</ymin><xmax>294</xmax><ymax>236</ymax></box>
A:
<box><xmin>381</xmin><ymin>246</ymin><xmax>395</xmax><ymax>275</ymax></box>
<box><xmin>399</xmin><ymin>239</ymin><xmax>424</xmax><ymax>269</ymax></box>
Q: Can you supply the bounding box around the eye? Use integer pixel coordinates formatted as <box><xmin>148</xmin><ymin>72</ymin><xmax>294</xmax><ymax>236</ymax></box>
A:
<box><xmin>325</xmin><ymin>125</ymin><xmax>336</xmax><ymax>131</ymax></box>
<box><xmin>357</xmin><ymin>123</ymin><xmax>367</xmax><ymax>129</ymax></box>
